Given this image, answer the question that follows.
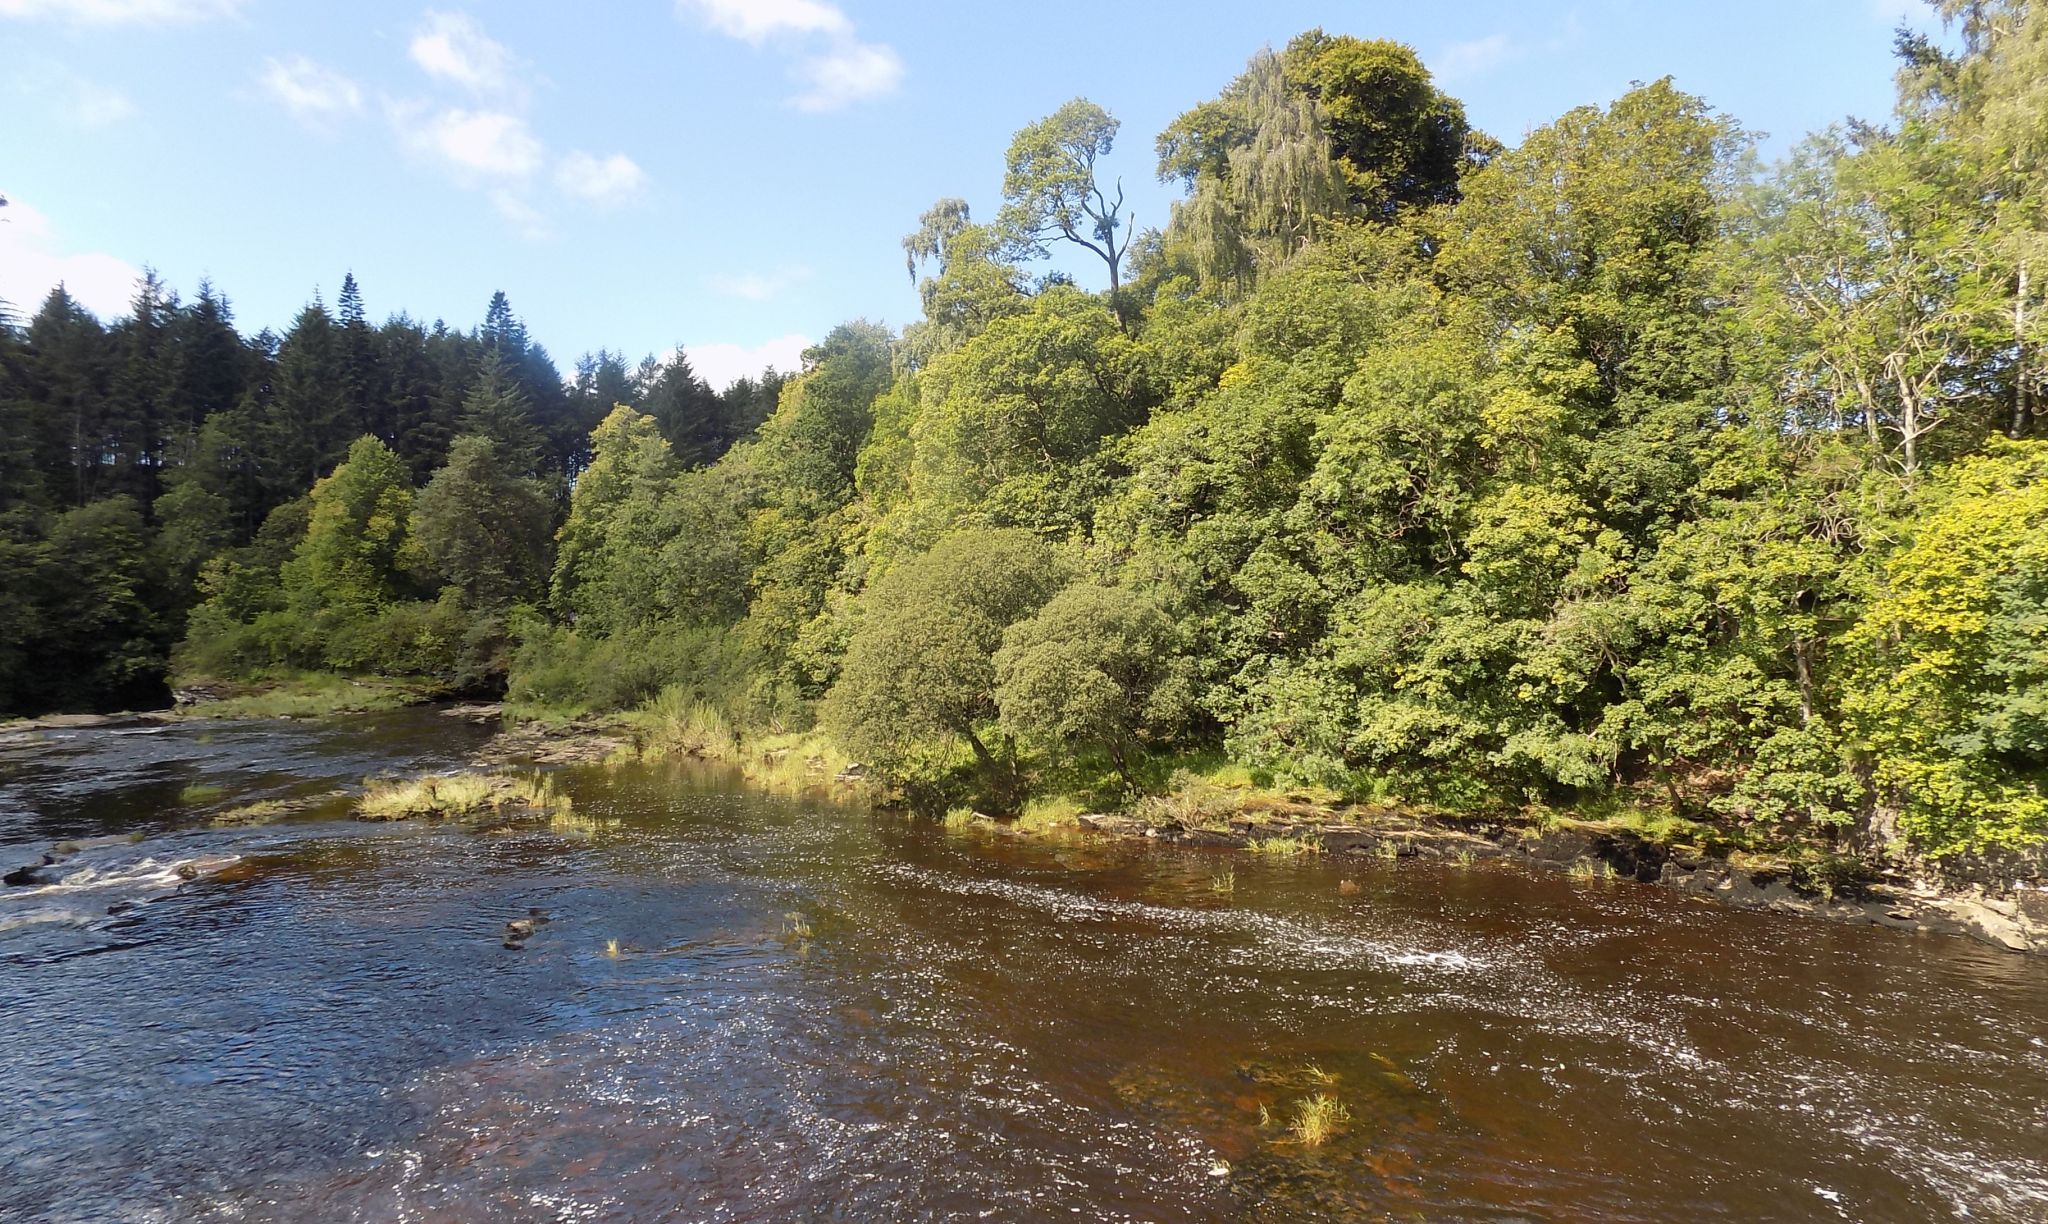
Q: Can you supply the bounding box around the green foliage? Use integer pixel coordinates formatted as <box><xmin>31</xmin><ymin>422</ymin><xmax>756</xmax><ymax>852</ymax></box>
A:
<box><xmin>1844</xmin><ymin>443</ymin><xmax>2048</xmax><ymax>856</ymax></box>
<box><xmin>282</xmin><ymin>435</ymin><xmax>415</xmax><ymax>619</ymax></box>
<box><xmin>824</xmin><ymin>529</ymin><xmax>1065</xmax><ymax>802</ymax></box>
<box><xmin>411</xmin><ymin>434</ymin><xmax>553</xmax><ymax>608</ymax></box>
<box><xmin>994</xmin><ymin>583</ymin><xmax>1194</xmax><ymax>787</ymax></box>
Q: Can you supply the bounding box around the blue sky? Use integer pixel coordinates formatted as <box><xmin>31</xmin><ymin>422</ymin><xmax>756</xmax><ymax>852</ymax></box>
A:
<box><xmin>3</xmin><ymin>0</ymin><xmax>1935</xmax><ymax>387</ymax></box>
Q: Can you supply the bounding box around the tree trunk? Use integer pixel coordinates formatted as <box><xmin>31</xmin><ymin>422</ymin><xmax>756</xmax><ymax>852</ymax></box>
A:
<box><xmin>2015</xmin><ymin>259</ymin><xmax>2033</xmax><ymax>440</ymax></box>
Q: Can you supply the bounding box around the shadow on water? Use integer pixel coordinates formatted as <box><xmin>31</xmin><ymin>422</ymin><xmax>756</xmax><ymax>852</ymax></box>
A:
<box><xmin>2</xmin><ymin>718</ymin><xmax>2046</xmax><ymax>1221</ymax></box>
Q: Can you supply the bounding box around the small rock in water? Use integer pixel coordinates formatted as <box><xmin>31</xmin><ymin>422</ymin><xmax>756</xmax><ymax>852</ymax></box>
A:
<box><xmin>502</xmin><ymin>908</ymin><xmax>552</xmax><ymax>949</ymax></box>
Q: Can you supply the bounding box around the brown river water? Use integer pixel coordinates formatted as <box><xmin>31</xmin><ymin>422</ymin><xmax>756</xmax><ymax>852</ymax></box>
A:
<box><xmin>1</xmin><ymin>708</ymin><xmax>2045</xmax><ymax>1222</ymax></box>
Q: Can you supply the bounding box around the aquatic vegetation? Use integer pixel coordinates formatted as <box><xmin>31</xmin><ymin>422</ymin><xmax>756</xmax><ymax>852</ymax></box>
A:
<box><xmin>1249</xmin><ymin>835</ymin><xmax>1322</xmax><ymax>857</ymax></box>
<box><xmin>781</xmin><ymin>911</ymin><xmax>814</xmax><ymax>939</ymax></box>
<box><xmin>178</xmin><ymin>783</ymin><xmax>227</xmax><ymax>805</ymax></box>
<box><xmin>1290</xmin><ymin>1092</ymin><xmax>1350</xmax><ymax>1147</ymax></box>
<box><xmin>1568</xmin><ymin>859</ymin><xmax>1612</xmax><ymax>881</ymax></box>
<box><xmin>603</xmin><ymin>938</ymin><xmax>622</xmax><ymax>959</ymax></box>
<box><xmin>942</xmin><ymin>806</ymin><xmax>978</xmax><ymax>829</ymax></box>
<box><xmin>1210</xmin><ymin>868</ymin><xmax>1235</xmax><ymax>894</ymax></box>
<box><xmin>211</xmin><ymin>798</ymin><xmax>294</xmax><ymax>827</ymax></box>
<box><xmin>355</xmin><ymin>770</ymin><xmax>571</xmax><ymax>821</ymax></box>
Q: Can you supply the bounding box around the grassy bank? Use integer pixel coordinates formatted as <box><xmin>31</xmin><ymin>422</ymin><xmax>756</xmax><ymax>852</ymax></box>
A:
<box><xmin>176</xmin><ymin>671</ymin><xmax>448</xmax><ymax>720</ymax></box>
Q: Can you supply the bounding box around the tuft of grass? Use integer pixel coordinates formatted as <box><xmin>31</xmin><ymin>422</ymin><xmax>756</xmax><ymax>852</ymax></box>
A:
<box><xmin>211</xmin><ymin>798</ymin><xmax>294</xmax><ymax>827</ymax></box>
<box><xmin>356</xmin><ymin>770</ymin><xmax>570</xmax><ymax>821</ymax></box>
<box><xmin>603</xmin><ymin>938</ymin><xmax>622</xmax><ymax>959</ymax></box>
<box><xmin>1290</xmin><ymin>1092</ymin><xmax>1349</xmax><ymax>1147</ymax></box>
<box><xmin>1210</xmin><ymin>868</ymin><xmax>1236</xmax><ymax>894</ymax></box>
<box><xmin>179</xmin><ymin>783</ymin><xmax>228</xmax><ymax>806</ymax></box>
<box><xmin>781</xmin><ymin>911</ymin><xmax>813</xmax><ymax>939</ymax></box>
<box><xmin>942</xmin><ymin>806</ymin><xmax>978</xmax><ymax>829</ymax></box>
<box><xmin>1249</xmin><ymin>835</ymin><xmax>1322</xmax><ymax>857</ymax></box>
<box><xmin>1016</xmin><ymin>794</ymin><xmax>1083</xmax><ymax>832</ymax></box>
<box><xmin>633</xmin><ymin>687</ymin><xmax>739</xmax><ymax>761</ymax></box>
<box><xmin>1567</xmin><ymin>859</ymin><xmax>1612</xmax><ymax>881</ymax></box>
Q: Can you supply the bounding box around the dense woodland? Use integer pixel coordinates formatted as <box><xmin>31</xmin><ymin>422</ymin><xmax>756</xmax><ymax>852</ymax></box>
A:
<box><xmin>6</xmin><ymin>6</ymin><xmax>2048</xmax><ymax>865</ymax></box>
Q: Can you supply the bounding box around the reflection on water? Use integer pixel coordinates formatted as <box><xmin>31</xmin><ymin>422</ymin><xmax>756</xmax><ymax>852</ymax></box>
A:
<box><xmin>2</xmin><ymin>711</ymin><xmax>2045</xmax><ymax>1222</ymax></box>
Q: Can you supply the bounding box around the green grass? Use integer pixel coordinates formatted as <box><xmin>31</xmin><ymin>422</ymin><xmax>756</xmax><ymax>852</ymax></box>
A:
<box><xmin>1289</xmin><ymin>1092</ymin><xmax>1349</xmax><ymax>1147</ymax></box>
<box><xmin>630</xmin><ymin>686</ymin><xmax>739</xmax><ymax>761</ymax></box>
<box><xmin>1248</xmin><ymin>835</ymin><xmax>1322</xmax><ymax>857</ymax></box>
<box><xmin>180</xmin><ymin>671</ymin><xmax>441</xmax><ymax>720</ymax></box>
<box><xmin>1016</xmin><ymin>794</ymin><xmax>1084</xmax><ymax>832</ymax></box>
<box><xmin>943</xmin><ymin>806</ymin><xmax>978</xmax><ymax>829</ymax></box>
<box><xmin>178</xmin><ymin>783</ymin><xmax>228</xmax><ymax>805</ymax></box>
<box><xmin>356</xmin><ymin>770</ymin><xmax>570</xmax><ymax>821</ymax></box>
<box><xmin>211</xmin><ymin>798</ymin><xmax>294</xmax><ymax>826</ymax></box>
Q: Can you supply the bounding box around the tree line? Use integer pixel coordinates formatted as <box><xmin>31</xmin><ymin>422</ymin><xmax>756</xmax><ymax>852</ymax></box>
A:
<box><xmin>7</xmin><ymin>8</ymin><xmax>2047</xmax><ymax>866</ymax></box>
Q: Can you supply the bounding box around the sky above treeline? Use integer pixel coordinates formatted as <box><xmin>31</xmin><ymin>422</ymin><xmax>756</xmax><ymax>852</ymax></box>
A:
<box><xmin>3</xmin><ymin>0</ymin><xmax>1936</xmax><ymax>388</ymax></box>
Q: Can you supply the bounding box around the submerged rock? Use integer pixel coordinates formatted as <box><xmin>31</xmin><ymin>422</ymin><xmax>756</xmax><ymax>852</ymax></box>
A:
<box><xmin>502</xmin><ymin>907</ymin><xmax>552</xmax><ymax>950</ymax></box>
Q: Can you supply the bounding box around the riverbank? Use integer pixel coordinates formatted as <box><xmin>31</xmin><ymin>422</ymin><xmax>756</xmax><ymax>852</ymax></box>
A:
<box><xmin>470</xmin><ymin>711</ymin><xmax>2048</xmax><ymax>956</ymax></box>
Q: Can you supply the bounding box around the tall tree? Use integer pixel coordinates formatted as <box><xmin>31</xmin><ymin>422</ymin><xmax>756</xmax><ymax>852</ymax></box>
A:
<box><xmin>999</xmin><ymin>99</ymin><xmax>1137</xmax><ymax>321</ymax></box>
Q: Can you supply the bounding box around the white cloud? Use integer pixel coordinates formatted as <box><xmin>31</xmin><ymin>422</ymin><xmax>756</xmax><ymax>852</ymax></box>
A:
<box><xmin>0</xmin><ymin>0</ymin><xmax>241</xmax><ymax>22</ymax></box>
<box><xmin>555</xmin><ymin>151</ymin><xmax>648</xmax><ymax>206</ymax></box>
<box><xmin>792</xmin><ymin>40</ymin><xmax>902</xmax><ymax>112</ymax></box>
<box><xmin>410</xmin><ymin>10</ymin><xmax>521</xmax><ymax>98</ymax></box>
<box><xmin>259</xmin><ymin>55</ymin><xmax>362</xmax><ymax>126</ymax></box>
<box><xmin>681</xmin><ymin>0</ymin><xmax>849</xmax><ymax>43</ymax></box>
<box><xmin>400</xmin><ymin>106</ymin><xmax>544</xmax><ymax>178</ymax></box>
<box><xmin>682</xmin><ymin>334</ymin><xmax>810</xmax><ymax>391</ymax></box>
<box><xmin>0</xmin><ymin>197</ymin><xmax>143</xmax><ymax>320</ymax></box>
<box><xmin>708</xmin><ymin>266</ymin><xmax>811</xmax><ymax>302</ymax></box>
<box><xmin>678</xmin><ymin>0</ymin><xmax>900</xmax><ymax>111</ymax></box>
<box><xmin>1435</xmin><ymin>33</ymin><xmax>1519</xmax><ymax>83</ymax></box>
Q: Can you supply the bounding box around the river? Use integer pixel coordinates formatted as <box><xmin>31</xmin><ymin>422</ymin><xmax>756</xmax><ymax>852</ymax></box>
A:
<box><xmin>1</xmin><ymin>708</ymin><xmax>2044</xmax><ymax>1222</ymax></box>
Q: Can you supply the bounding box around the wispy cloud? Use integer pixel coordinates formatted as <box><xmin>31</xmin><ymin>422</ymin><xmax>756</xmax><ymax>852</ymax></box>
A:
<box><xmin>688</xmin><ymin>0</ymin><xmax>850</xmax><ymax>42</ymax></box>
<box><xmin>397</xmin><ymin>104</ymin><xmax>545</xmax><ymax>178</ymax></box>
<box><xmin>1434</xmin><ymin>33</ymin><xmax>1520</xmax><ymax>83</ymax></box>
<box><xmin>555</xmin><ymin>151</ymin><xmax>649</xmax><ymax>206</ymax></box>
<box><xmin>793</xmin><ymin>41</ymin><xmax>902</xmax><ymax>112</ymax></box>
<box><xmin>708</xmin><ymin>266</ymin><xmax>812</xmax><ymax>302</ymax></box>
<box><xmin>678</xmin><ymin>0</ymin><xmax>901</xmax><ymax>111</ymax></box>
<box><xmin>259</xmin><ymin>55</ymin><xmax>362</xmax><ymax>127</ymax></box>
<box><xmin>680</xmin><ymin>333</ymin><xmax>811</xmax><ymax>390</ymax></box>
<box><xmin>409</xmin><ymin>10</ymin><xmax>524</xmax><ymax>99</ymax></box>
<box><xmin>0</xmin><ymin>0</ymin><xmax>242</xmax><ymax>22</ymax></box>
<box><xmin>0</xmin><ymin>197</ymin><xmax>143</xmax><ymax>320</ymax></box>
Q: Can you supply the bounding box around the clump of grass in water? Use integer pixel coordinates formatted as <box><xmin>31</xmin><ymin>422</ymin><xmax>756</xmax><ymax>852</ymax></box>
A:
<box><xmin>1568</xmin><ymin>859</ymin><xmax>1612</xmax><ymax>881</ymax></box>
<box><xmin>212</xmin><ymin>798</ymin><xmax>294</xmax><ymax>827</ymax></box>
<box><xmin>603</xmin><ymin>938</ymin><xmax>622</xmax><ymax>959</ymax></box>
<box><xmin>355</xmin><ymin>770</ymin><xmax>570</xmax><ymax>820</ymax></box>
<box><xmin>1249</xmin><ymin>835</ymin><xmax>1321</xmax><ymax>857</ymax></box>
<box><xmin>1210</xmin><ymin>868</ymin><xmax>1235</xmax><ymax>894</ymax></box>
<box><xmin>179</xmin><ymin>783</ymin><xmax>227</xmax><ymax>806</ymax></box>
<box><xmin>1290</xmin><ymin>1092</ymin><xmax>1349</xmax><ymax>1147</ymax></box>
<box><xmin>781</xmin><ymin>911</ymin><xmax>814</xmax><ymax>939</ymax></box>
<box><xmin>942</xmin><ymin>806</ymin><xmax>978</xmax><ymax>830</ymax></box>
